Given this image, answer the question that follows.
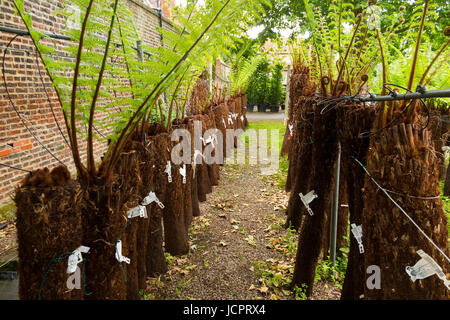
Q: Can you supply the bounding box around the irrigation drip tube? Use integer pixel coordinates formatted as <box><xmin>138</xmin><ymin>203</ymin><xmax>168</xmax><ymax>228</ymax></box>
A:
<box><xmin>341</xmin><ymin>88</ymin><xmax>450</xmax><ymax>103</ymax></box>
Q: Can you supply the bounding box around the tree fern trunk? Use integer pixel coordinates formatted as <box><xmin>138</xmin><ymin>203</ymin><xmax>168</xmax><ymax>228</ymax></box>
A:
<box><xmin>292</xmin><ymin>103</ymin><xmax>338</xmax><ymax>297</ymax></box>
<box><xmin>336</xmin><ymin>104</ymin><xmax>376</xmax><ymax>300</ymax></box>
<box><xmin>362</xmin><ymin>123</ymin><xmax>449</xmax><ymax>299</ymax></box>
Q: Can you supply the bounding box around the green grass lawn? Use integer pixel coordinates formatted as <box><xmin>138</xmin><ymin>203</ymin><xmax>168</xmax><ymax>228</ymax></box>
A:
<box><xmin>241</xmin><ymin>120</ymin><xmax>289</xmax><ymax>189</ymax></box>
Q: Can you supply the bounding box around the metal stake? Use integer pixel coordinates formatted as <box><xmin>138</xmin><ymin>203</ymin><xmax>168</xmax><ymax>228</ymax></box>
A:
<box><xmin>330</xmin><ymin>141</ymin><xmax>341</xmax><ymax>267</ymax></box>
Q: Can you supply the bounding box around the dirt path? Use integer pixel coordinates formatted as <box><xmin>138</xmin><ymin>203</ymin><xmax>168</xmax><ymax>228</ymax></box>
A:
<box><xmin>144</xmin><ymin>162</ymin><xmax>341</xmax><ymax>300</ymax></box>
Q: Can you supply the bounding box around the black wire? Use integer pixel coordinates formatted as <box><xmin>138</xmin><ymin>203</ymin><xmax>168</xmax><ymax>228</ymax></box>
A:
<box><xmin>319</xmin><ymin>99</ymin><xmax>347</xmax><ymax>115</ymax></box>
<box><xmin>359</xmin><ymin>99</ymin><xmax>415</xmax><ymax>139</ymax></box>
<box><xmin>356</xmin><ymin>83</ymin><xmax>431</xmax><ymax>138</ymax></box>
<box><xmin>2</xmin><ymin>34</ymin><xmax>66</xmax><ymax>166</ymax></box>
<box><xmin>0</xmin><ymin>162</ymin><xmax>32</xmax><ymax>174</ymax></box>
<box><xmin>383</xmin><ymin>83</ymin><xmax>430</xmax><ymax>131</ymax></box>
<box><xmin>34</xmin><ymin>48</ymin><xmax>71</xmax><ymax>149</ymax></box>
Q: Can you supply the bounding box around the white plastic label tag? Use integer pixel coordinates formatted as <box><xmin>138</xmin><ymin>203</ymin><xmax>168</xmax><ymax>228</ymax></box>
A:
<box><xmin>299</xmin><ymin>190</ymin><xmax>318</xmax><ymax>216</ymax></box>
<box><xmin>193</xmin><ymin>149</ymin><xmax>204</xmax><ymax>176</ymax></box>
<box><xmin>222</xmin><ymin>119</ymin><xmax>226</xmax><ymax>127</ymax></box>
<box><xmin>193</xmin><ymin>149</ymin><xmax>204</xmax><ymax>167</ymax></box>
<box><xmin>351</xmin><ymin>224</ymin><xmax>364</xmax><ymax>253</ymax></box>
<box><xmin>67</xmin><ymin>245</ymin><xmax>90</xmax><ymax>274</ymax></box>
<box><xmin>142</xmin><ymin>191</ymin><xmax>164</xmax><ymax>209</ymax></box>
<box><xmin>201</xmin><ymin>135</ymin><xmax>215</xmax><ymax>148</ymax></box>
<box><xmin>406</xmin><ymin>249</ymin><xmax>450</xmax><ymax>290</ymax></box>
<box><xmin>240</xmin><ymin>115</ymin><xmax>244</xmax><ymax>121</ymax></box>
<box><xmin>127</xmin><ymin>205</ymin><xmax>147</xmax><ymax>218</ymax></box>
<box><xmin>164</xmin><ymin>161</ymin><xmax>172</xmax><ymax>183</ymax></box>
<box><xmin>115</xmin><ymin>240</ymin><xmax>130</xmax><ymax>264</ymax></box>
<box><xmin>288</xmin><ymin>124</ymin><xmax>294</xmax><ymax>136</ymax></box>
<box><xmin>66</xmin><ymin>266</ymin><xmax>81</xmax><ymax>290</ymax></box>
<box><xmin>228</xmin><ymin>115</ymin><xmax>233</xmax><ymax>125</ymax></box>
<box><xmin>180</xmin><ymin>164</ymin><xmax>186</xmax><ymax>184</ymax></box>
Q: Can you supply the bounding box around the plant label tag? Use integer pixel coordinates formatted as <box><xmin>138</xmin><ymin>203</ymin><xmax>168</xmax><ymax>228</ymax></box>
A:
<box><xmin>67</xmin><ymin>245</ymin><xmax>90</xmax><ymax>274</ymax></box>
<box><xmin>193</xmin><ymin>149</ymin><xmax>204</xmax><ymax>166</ymax></box>
<box><xmin>127</xmin><ymin>205</ymin><xmax>147</xmax><ymax>218</ymax></box>
<box><xmin>164</xmin><ymin>161</ymin><xmax>172</xmax><ymax>183</ymax></box>
<box><xmin>180</xmin><ymin>164</ymin><xmax>186</xmax><ymax>184</ymax></box>
<box><xmin>299</xmin><ymin>190</ymin><xmax>318</xmax><ymax>216</ymax></box>
<box><xmin>205</xmin><ymin>135</ymin><xmax>216</xmax><ymax>148</ymax></box>
<box><xmin>222</xmin><ymin>119</ymin><xmax>226</xmax><ymax>127</ymax></box>
<box><xmin>288</xmin><ymin>124</ymin><xmax>294</xmax><ymax>136</ymax></box>
<box><xmin>241</xmin><ymin>115</ymin><xmax>244</xmax><ymax>121</ymax></box>
<box><xmin>406</xmin><ymin>250</ymin><xmax>450</xmax><ymax>290</ymax></box>
<box><xmin>193</xmin><ymin>149</ymin><xmax>204</xmax><ymax>176</ymax></box>
<box><xmin>115</xmin><ymin>240</ymin><xmax>130</xmax><ymax>264</ymax></box>
<box><xmin>351</xmin><ymin>224</ymin><xmax>364</xmax><ymax>253</ymax></box>
<box><xmin>66</xmin><ymin>266</ymin><xmax>81</xmax><ymax>290</ymax></box>
<box><xmin>141</xmin><ymin>191</ymin><xmax>164</xmax><ymax>208</ymax></box>
<box><xmin>228</xmin><ymin>115</ymin><xmax>233</xmax><ymax>125</ymax></box>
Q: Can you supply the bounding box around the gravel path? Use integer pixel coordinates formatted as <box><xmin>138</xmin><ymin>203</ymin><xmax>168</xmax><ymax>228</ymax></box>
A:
<box><xmin>144</xmin><ymin>162</ymin><xmax>341</xmax><ymax>300</ymax></box>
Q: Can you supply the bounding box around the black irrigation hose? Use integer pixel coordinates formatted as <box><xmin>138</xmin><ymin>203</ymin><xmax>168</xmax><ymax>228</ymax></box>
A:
<box><xmin>2</xmin><ymin>35</ymin><xmax>66</xmax><ymax>167</ymax></box>
<box><xmin>359</xmin><ymin>83</ymin><xmax>430</xmax><ymax>138</ymax></box>
<box><xmin>0</xmin><ymin>218</ymin><xmax>16</xmax><ymax>231</ymax></box>
<box><xmin>312</xmin><ymin>83</ymin><xmax>435</xmax><ymax>138</ymax></box>
<box><xmin>358</xmin><ymin>99</ymin><xmax>415</xmax><ymax>139</ymax></box>
<box><xmin>384</xmin><ymin>83</ymin><xmax>430</xmax><ymax>131</ymax></box>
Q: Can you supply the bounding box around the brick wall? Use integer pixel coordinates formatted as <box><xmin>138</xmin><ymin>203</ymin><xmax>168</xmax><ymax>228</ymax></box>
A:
<box><xmin>0</xmin><ymin>0</ymin><xmax>175</xmax><ymax>205</ymax></box>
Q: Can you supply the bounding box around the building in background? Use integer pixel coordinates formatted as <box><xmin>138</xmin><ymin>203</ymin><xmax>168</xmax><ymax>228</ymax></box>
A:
<box><xmin>143</xmin><ymin>0</ymin><xmax>176</xmax><ymax>18</ymax></box>
<box><xmin>262</xmin><ymin>38</ymin><xmax>291</xmax><ymax>86</ymax></box>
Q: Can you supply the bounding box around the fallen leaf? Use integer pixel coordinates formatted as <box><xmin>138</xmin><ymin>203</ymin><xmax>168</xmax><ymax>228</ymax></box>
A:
<box><xmin>248</xmin><ymin>284</ymin><xmax>256</xmax><ymax>291</ymax></box>
<box><xmin>186</xmin><ymin>264</ymin><xmax>197</xmax><ymax>271</ymax></box>
<box><xmin>219</xmin><ymin>241</ymin><xmax>228</xmax><ymax>247</ymax></box>
<box><xmin>271</xmin><ymin>238</ymin><xmax>280</xmax><ymax>246</ymax></box>
<box><xmin>258</xmin><ymin>285</ymin><xmax>269</xmax><ymax>294</ymax></box>
<box><xmin>281</xmin><ymin>289</ymin><xmax>291</xmax><ymax>296</ymax></box>
<box><xmin>180</xmin><ymin>269</ymin><xmax>190</xmax><ymax>275</ymax></box>
<box><xmin>245</xmin><ymin>235</ymin><xmax>257</xmax><ymax>246</ymax></box>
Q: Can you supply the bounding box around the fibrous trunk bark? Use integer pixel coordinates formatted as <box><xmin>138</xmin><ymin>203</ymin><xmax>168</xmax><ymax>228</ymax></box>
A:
<box><xmin>15</xmin><ymin>181</ymin><xmax>83</xmax><ymax>300</ymax></box>
<box><xmin>82</xmin><ymin>151</ymin><xmax>140</xmax><ymax>300</ymax></box>
<box><xmin>285</xmin><ymin>96</ymin><xmax>314</xmax><ymax>230</ymax></box>
<box><xmin>292</xmin><ymin>102</ymin><xmax>338</xmax><ymax>297</ymax></box>
<box><xmin>362</xmin><ymin>122</ymin><xmax>449</xmax><ymax>299</ymax></box>
<box><xmin>336</xmin><ymin>104</ymin><xmax>376</xmax><ymax>300</ymax></box>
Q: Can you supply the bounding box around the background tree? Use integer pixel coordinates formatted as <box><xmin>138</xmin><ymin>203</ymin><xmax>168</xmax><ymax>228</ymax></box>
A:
<box><xmin>267</xmin><ymin>62</ymin><xmax>284</xmax><ymax>108</ymax></box>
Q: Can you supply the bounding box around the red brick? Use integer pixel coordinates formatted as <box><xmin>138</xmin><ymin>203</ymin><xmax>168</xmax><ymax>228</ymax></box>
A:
<box><xmin>0</xmin><ymin>0</ymin><xmax>176</xmax><ymax>205</ymax></box>
<box><xmin>0</xmin><ymin>149</ymin><xmax>13</xmax><ymax>157</ymax></box>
